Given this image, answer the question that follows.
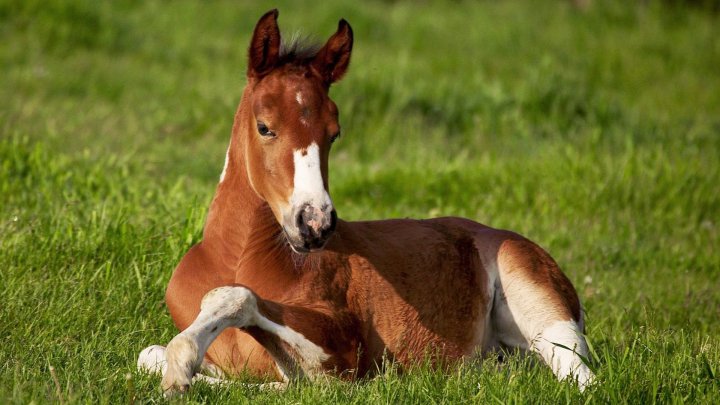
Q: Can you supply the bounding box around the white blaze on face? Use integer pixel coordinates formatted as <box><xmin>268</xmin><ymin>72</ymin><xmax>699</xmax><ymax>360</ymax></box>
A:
<box><xmin>295</xmin><ymin>91</ymin><xmax>304</xmax><ymax>105</ymax></box>
<box><xmin>291</xmin><ymin>142</ymin><xmax>332</xmax><ymax>210</ymax></box>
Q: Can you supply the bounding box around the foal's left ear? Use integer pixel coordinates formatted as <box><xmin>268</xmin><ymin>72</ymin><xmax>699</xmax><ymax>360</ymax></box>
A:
<box><xmin>312</xmin><ymin>19</ymin><xmax>353</xmax><ymax>85</ymax></box>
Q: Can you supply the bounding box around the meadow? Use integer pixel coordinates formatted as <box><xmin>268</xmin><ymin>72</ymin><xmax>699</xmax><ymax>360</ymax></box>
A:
<box><xmin>1</xmin><ymin>0</ymin><xmax>719</xmax><ymax>403</ymax></box>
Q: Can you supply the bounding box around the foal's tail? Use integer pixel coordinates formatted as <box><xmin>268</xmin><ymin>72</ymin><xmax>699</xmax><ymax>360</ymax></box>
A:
<box><xmin>491</xmin><ymin>236</ymin><xmax>595</xmax><ymax>390</ymax></box>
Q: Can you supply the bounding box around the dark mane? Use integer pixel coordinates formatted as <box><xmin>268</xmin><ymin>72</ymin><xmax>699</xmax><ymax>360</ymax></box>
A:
<box><xmin>279</xmin><ymin>33</ymin><xmax>322</xmax><ymax>63</ymax></box>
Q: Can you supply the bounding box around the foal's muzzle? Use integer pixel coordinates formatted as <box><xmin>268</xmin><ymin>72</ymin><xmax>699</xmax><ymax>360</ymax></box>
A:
<box><xmin>289</xmin><ymin>203</ymin><xmax>336</xmax><ymax>253</ymax></box>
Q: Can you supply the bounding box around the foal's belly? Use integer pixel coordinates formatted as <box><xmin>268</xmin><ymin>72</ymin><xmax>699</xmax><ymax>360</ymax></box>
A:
<box><xmin>338</xmin><ymin>219</ymin><xmax>498</xmax><ymax>369</ymax></box>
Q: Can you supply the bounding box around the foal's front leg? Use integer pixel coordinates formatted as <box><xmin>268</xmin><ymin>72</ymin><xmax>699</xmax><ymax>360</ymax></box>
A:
<box><xmin>161</xmin><ymin>285</ymin><xmax>331</xmax><ymax>394</ymax></box>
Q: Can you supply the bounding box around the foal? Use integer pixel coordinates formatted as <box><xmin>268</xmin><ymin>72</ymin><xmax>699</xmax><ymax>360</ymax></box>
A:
<box><xmin>138</xmin><ymin>9</ymin><xmax>595</xmax><ymax>394</ymax></box>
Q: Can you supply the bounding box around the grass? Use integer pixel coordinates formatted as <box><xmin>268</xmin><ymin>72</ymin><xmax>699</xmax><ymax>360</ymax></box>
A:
<box><xmin>1</xmin><ymin>0</ymin><xmax>719</xmax><ymax>403</ymax></box>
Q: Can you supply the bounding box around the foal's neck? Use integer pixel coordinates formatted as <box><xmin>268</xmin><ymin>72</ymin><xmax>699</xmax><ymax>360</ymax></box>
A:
<box><xmin>201</xmin><ymin>100</ymin><xmax>295</xmax><ymax>273</ymax></box>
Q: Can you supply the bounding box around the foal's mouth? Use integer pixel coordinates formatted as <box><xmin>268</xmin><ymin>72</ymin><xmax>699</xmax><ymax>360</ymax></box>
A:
<box><xmin>287</xmin><ymin>240</ymin><xmax>326</xmax><ymax>254</ymax></box>
<box><xmin>282</xmin><ymin>228</ymin><xmax>333</xmax><ymax>254</ymax></box>
<box><xmin>281</xmin><ymin>208</ymin><xmax>337</xmax><ymax>254</ymax></box>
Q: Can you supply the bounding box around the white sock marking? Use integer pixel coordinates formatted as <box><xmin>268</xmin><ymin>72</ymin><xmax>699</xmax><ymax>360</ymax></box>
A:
<box><xmin>139</xmin><ymin>344</ymin><xmax>285</xmax><ymax>395</ymax></box>
<box><xmin>532</xmin><ymin>320</ymin><xmax>595</xmax><ymax>390</ymax></box>
<box><xmin>160</xmin><ymin>286</ymin><xmax>330</xmax><ymax>394</ymax></box>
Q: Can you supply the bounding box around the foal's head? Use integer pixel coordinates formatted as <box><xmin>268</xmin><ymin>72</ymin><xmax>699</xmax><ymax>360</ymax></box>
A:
<box><xmin>239</xmin><ymin>10</ymin><xmax>352</xmax><ymax>253</ymax></box>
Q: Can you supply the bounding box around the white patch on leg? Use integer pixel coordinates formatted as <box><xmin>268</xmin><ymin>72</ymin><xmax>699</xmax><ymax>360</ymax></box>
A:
<box><xmin>482</xmin><ymin>250</ymin><xmax>595</xmax><ymax>391</ymax></box>
<box><xmin>160</xmin><ymin>286</ymin><xmax>330</xmax><ymax>395</ymax></box>
<box><xmin>199</xmin><ymin>357</ymin><xmax>225</xmax><ymax>379</ymax></box>
<box><xmin>532</xmin><ymin>320</ymin><xmax>595</xmax><ymax>390</ymax></box>
<box><xmin>161</xmin><ymin>287</ymin><xmax>257</xmax><ymax>394</ymax></box>
<box><xmin>201</xmin><ymin>287</ymin><xmax>330</xmax><ymax>379</ymax></box>
<box><xmin>254</xmin><ymin>313</ymin><xmax>330</xmax><ymax>378</ymax></box>
<box><xmin>486</xmin><ymin>266</ymin><xmax>539</xmax><ymax>351</ymax></box>
<box><xmin>139</xmin><ymin>344</ymin><xmax>228</xmax><ymax>388</ymax></box>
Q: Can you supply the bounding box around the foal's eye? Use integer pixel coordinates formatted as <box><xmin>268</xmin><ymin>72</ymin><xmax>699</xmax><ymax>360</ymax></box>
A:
<box><xmin>330</xmin><ymin>131</ymin><xmax>341</xmax><ymax>144</ymax></box>
<box><xmin>257</xmin><ymin>122</ymin><xmax>275</xmax><ymax>137</ymax></box>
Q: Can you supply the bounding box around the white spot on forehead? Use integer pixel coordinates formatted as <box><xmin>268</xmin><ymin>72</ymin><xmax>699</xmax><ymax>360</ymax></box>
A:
<box><xmin>297</xmin><ymin>91</ymin><xmax>310</xmax><ymax>126</ymax></box>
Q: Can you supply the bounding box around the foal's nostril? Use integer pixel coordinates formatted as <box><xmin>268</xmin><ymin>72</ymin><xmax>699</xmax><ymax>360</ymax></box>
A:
<box><xmin>321</xmin><ymin>210</ymin><xmax>337</xmax><ymax>239</ymax></box>
<box><xmin>330</xmin><ymin>210</ymin><xmax>337</xmax><ymax>231</ymax></box>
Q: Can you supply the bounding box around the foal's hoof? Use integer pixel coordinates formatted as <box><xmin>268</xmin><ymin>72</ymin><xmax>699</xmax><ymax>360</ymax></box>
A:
<box><xmin>137</xmin><ymin>345</ymin><xmax>167</xmax><ymax>374</ymax></box>
<box><xmin>258</xmin><ymin>381</ymin><xmax>289</xmax><ymax>391</ymax></box>
<box><xmin>161</xmin><ymin>373</ymin><xmax>192</xmax><ymax>397</ymax></box>
<box><xmin>161</xmin><ymin>359</ymin><xmax>192</xmax><ymax>396</ymax></box>
<box><xmin>161</xmin><ymin>334</ymin><xmax>199</xmax><ymax>396</ymax></box>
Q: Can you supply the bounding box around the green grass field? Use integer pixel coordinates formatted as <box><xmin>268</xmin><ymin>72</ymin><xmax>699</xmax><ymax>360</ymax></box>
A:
<box><xmin>2</xmin><ymin>0</ymin><xmax>719</xmax><ymax>403</ymax></box>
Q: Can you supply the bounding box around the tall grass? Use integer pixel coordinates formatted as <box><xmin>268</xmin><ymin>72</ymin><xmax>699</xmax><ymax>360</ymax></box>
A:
<box><xmin>1</xmin><ymin>0</ymin><xmax>719</xmax><ymax>402</ymax></box>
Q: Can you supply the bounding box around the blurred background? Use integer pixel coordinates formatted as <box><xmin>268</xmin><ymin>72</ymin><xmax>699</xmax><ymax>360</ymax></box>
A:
<box><xmin>3</xmin><ymin>1</ymin><xmax>718</xmax><ymax>183</ymax></box>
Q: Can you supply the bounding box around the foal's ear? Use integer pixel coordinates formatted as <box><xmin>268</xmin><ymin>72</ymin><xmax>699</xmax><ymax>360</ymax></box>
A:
<box><xmin>312</xmin><ymin>19</ymin><xmax>353</xmax><ymax>85</ymax></box>
<box><xmin>248</xmin><ymin>9</ymin><xmax>281</xmax><ymax>78</ymax></box>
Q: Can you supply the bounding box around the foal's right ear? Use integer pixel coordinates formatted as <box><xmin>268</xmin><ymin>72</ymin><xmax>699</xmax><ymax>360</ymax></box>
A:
<box><xmin>247</xmin><ymin>9</ymin><xmax>281</xmax><ymax>78</ymax></box>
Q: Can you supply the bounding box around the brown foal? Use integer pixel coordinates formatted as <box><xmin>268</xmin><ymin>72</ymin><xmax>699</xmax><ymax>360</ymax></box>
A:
<box><xmin>137</xmin><ymin>9</ymin><xmax>594</xmax><ymax>394</ymax></box>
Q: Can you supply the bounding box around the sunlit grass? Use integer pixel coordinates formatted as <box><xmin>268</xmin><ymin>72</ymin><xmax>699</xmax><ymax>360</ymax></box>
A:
<box><xmin>1</xmin><ymin>0</ymin><xmax>719</xmax><ymax>403</ymax></box>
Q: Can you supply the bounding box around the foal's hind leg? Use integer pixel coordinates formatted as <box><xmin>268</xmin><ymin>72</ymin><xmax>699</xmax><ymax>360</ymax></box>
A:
<box><xmin>160</xmin><ymin>285</ymin><xmax>333</xmax><ymax>395</ymax></box>
<box><xmin>491</xmin><ymin>238</ymin><xmax>595</xmax><ymax>390</ymax></box>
